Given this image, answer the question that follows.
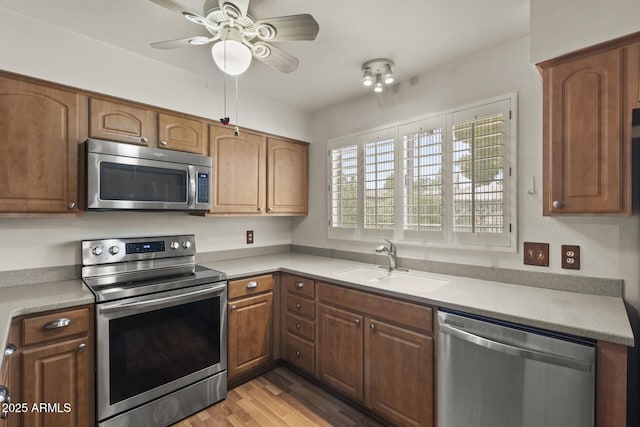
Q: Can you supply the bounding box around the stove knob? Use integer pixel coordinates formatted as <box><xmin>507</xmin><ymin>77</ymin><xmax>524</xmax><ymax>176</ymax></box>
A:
<box><xmin>109</xmin><ymin>246</ymin><xmax>120</xmax><ymax>255</ymax></box>
<box><xmin>182</xmin><ymin>241</ymin><xmax>191</xmax><ymax>249</ymax></box>
<box><xmin>170</xmin><ymin>241</ymin><xmax>180</xmax><ymax>250</ymax></box>
<box><xmin>91</xmin><ymin>246</ymin><xmax>103</xmax><ymax>256</ymax></box>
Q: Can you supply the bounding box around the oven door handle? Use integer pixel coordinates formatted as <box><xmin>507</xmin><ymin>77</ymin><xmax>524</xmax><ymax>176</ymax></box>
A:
<box><xmin>99</xmin><ymin>283</ymin><xmax>226</xmax><ymax>315</ymax></box>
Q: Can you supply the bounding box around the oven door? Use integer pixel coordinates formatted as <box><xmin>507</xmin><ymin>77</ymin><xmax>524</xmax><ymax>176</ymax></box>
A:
<box><xmin>87</xmin><ymin>152</ymin><xmax>199</xmax><ymax>210</ymax></box>
<box><xmin>96</xmin><ymin>282</ymin><xmax>227</xmax><ymax>422</ymax></box>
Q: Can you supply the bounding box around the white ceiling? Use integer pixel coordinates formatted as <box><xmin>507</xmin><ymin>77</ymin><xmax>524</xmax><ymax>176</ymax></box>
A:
<box><xmin>0</xmin><ymin>0</ymin><xmax>530</xmax><ymax>112</ymax></box>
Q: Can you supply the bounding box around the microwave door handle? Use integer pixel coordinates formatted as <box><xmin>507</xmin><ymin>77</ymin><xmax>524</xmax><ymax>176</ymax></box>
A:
<box><xmin>99</xmin><ymin>283</ymin><xmax>226</xmax><ymax>315</ymax></box>
<box><xmin>188</xmin><ymin>165</ymin><xmax>196</xmax><ymax>208</ymax></box>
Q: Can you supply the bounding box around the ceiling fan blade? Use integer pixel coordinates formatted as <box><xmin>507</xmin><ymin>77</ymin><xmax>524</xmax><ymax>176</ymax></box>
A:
<box><xmin>254</xmin><ymin>14</ymin><xmax>319</xmax><ymax>42</ymax></box>
<box><xmin>251</xmin><ymin>42</ymin><xmax>299</xmax><ymax>73</ymax></box>
<box><xmin>149</xmin><ymin>0</ymin><xmax>215</xmax><ymax>27</ymax></box>
<box><xmin>149</xmin><ymin>0</ymin><xmax>199</xmax><ymax>16</ymax></box>
<box><xmin>151</xmin><ymin>36</ymin><xmax>213</xmax><ymax>49</ymax></box>
<box><xmin>219</xmin><ymin>0</ymin><xmax>250</xmax><ymax>20</ymax></box>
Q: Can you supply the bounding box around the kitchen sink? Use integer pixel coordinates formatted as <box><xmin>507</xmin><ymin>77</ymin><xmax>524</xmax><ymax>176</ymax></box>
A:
<box><xmin>334</xmin><ymin>266</ymin><xmax>448</xmax><ymax>292</ymax></box>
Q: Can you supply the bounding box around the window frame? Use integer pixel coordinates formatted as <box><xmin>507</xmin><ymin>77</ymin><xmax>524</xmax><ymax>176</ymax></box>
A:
<box><xmin>327</xmin><ymin>93</ymin><xmax>518</xmax><ymax>251</ymax></box>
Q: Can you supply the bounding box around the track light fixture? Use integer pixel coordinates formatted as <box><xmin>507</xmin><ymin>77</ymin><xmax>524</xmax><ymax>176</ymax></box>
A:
<box><xmin>361</xmin><ymin>58</ymin><xmax>395</xmax><ymax>93</ymax></box>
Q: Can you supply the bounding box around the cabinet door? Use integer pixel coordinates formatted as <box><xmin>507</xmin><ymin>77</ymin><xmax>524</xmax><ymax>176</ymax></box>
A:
<box><xmin>317</xmin><ymin>304</ymin><xmax>364</xmax><ymax>402</ymax></box>
<box><xmin>21</xmin><ymin>337</ymin><xmax>92</xmax><ymax>427</ymax></box>
<box><xmin>158</xmin><ymin>112</ymin><xmax>207</xmax><ymax>154</ymax></box>
<box><xmin>0</xmin><ymin>75</ymin><xmax>85</xmax><ymax>213</ymax></box>
<box><xmin>266</xmin><ymin>137</ymin><xmax>308</xmax><ymax>214</ymax></box>
<box><xmin>543</xmin><ymin>48</ymin><xmax>623</xmax><ymax>214</ymax></box>
<box><xmin>365</xmin><ymin>318</ymin><xmax>433</xmax><ymax>427</ymax></box>
<box><xmin>209</xmin><ymin>126</ymin><xmax>266</xmax><ymax>214</ymax></box>
<box><xmin>228</xmin><ymin>292</ymin><xmax>273</xmax><ymax>380</ymax></box>
<box><xmin>89</xmin><ymin>98</ymin><xmax>156</xmax><ymax>146</ymax></box>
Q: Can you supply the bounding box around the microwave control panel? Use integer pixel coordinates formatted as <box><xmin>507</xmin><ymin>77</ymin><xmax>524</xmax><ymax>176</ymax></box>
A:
<box><xmin>197</xmin><ymin>172</ymin><xmax>209</xmax><ymax>204</ymax></box>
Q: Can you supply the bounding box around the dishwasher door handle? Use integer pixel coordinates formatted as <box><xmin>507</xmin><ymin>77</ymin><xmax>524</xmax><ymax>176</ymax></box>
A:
<box><xmin>439</xmin><ymin>322</ymin><xmax>593</xmax><ymax>372</ymax></box>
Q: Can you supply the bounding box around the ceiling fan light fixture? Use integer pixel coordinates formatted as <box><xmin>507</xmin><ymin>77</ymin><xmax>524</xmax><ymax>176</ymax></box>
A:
<box><xmin>211</xmin><ymin>30</ymin><xmax>252</xmax><ymax>75</ymax></box>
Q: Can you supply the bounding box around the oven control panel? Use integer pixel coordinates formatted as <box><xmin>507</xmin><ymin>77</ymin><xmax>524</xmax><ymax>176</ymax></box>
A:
<box><xmin>82</xmin><ymin>235</ymin><xmax>196</xmax><ymax>265</ymax></box>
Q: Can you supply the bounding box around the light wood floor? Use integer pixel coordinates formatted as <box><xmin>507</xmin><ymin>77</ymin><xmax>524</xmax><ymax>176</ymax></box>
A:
<box><xmin>174</xmin><ymin>367</ymin><xmax>384</xmax><ymax>427</ymax></box>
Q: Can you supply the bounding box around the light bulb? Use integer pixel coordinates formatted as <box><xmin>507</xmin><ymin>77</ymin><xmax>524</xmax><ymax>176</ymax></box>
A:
<box><xmin>374</xmin><ymin>75</ymin><xmax>383</xmax><ymax>93</ymax></box>
<box><xmin>362</xmin><ymin>68</ymin><xmax>373</xmax><ymax>87</ymax></box>
<box><xmin>383</xmin><ymin>63</ymin><xmax>394</xmax><ymax>84</ymax></box>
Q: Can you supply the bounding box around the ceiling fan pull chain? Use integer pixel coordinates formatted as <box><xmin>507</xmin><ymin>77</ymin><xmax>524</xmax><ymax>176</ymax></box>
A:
<box><xmin>234</xmin><ymin>75</ymin><xmax>240</xmax><ymax>136</ymax></box>
<box><xmin>219</xmin><ymin>35</ymin><xmax>230</xmax><ymax>127</ymax></box>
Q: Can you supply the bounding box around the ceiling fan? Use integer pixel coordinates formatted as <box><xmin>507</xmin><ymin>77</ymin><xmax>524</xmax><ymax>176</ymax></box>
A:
<box><xmin>149</xmin><ymin>0</ymin><xmax>319</xmax><ymax>75</ymax></box>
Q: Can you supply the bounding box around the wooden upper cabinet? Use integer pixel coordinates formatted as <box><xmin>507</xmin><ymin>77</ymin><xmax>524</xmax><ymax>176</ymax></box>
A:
<box><xmin>626</xmin><ymin>41</ymin><xmax>640</xmax><ymax>110</ymax></box>
<box><xmin>89</xmin><ymin>98</ymin><xmax>156</xmax><ymax>146</ymax></box>
<box><xmin>541</xmin><ymin>47</ymin><xmax>625</xmax><ymax>215</ymax></box>
<box><xmin>0</xmin><ymin>74</ymin><xmax>86</xmax><ymax>214</ymax></box>
<box><xmin>158</xmin><ymin>112</ymin><xmax>207</xmax><ymax>154</ymax></box>
<box><xmin>209</xmin><ymin>125</ymin><xmax>266</xmax><ymax>214</ymax></box>
<box><xmin>266</xmin><ymin>137</ymin><xmax>309</xmax><ymax>215</ymax></box>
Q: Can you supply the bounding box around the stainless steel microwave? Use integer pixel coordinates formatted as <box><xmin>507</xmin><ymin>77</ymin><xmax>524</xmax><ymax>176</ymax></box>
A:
<box><xmin>86</xmin><ymin>138</ymin><xmax>211</xmax><ymax>211</ymax></box>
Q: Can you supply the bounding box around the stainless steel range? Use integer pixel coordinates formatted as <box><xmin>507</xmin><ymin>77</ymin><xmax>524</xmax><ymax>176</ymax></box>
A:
<box><xmin>82</xmin><ymin>235</ymin><xmax>227</xmax><ymax>427</ymax></box>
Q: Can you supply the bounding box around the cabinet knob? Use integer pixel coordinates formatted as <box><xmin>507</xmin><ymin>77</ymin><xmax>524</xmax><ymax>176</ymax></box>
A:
<box><xmin>295</xmin><ymin>303</ymin><xmax>302</xmax><ymax>311</ymax></box>
<box><xmin>246</xmin><ymin>281</ymin><xmax>258</xmax><ymax>289</ymax></box>
<box><xmin>160</xmin><ymin>140</ymin><xmax>168</xmax><ymax>146</ymax></box>
<box><xmin>257</xmin><ymin>207</ymin><xmax>262</xmax><ymax>212</ymax></box>
<box><xmin>552</xmin><ymin>200</ymin><xmax>563</xmax><ymax>209</ymax></box>
<box><xmin>4</xmin><ymin>344</ymin><xmax>17</xmax><ymax>357</ymax></box>
<box><xmin>354</xmin><ymin>319</ymin><xmax>360</xmax><ymax>326</ymax></box>
<box><xmin>295</xmin><ymin>281</ymin><xmax>304</xmax><ymax>289</ymax></box>
<box><xmin>231</xmin><ymin>305</ymin><xmax>237</xmax><ymax>310</ymax></box>
<box><xmin>296</xmin><ymin>323</ymin><xmax>301</xmax><ymax>330</ymax></box>
<box><xmin>267</xmin><ymin>208</ymin><xmax>273</xmax><ymax>212</ymax></box>
<box><xmin>0</xmin><ymin>385</ymin><xmax>10</xmax><ymax>419</ymax></box>
<box><xmin>295</xmin><ymin>351</ymin><xmax>301</xmax><ymax>357</ymax></box>
<box><xmin>370</xmin><ymin>323</ymin><xmax>375</xmax><ymax>331</ymax></box>
<box><xmin>67</xmin><ymin>202</ymin><xmax>77</xmax><ymax>209</ymax></box>
<box><xmin>78</xmin><ymin>343</ymin><xmax>86</xmax><ymax>352</ymax></box>
<box><xmin>4</xmin><ymin>343</ymin><xmax>16</xmax><ymax>357</ymax></box>
<box><xmin>140</xmin><ymin>136</ymin><xmax>148</xmax><ymax>143</ymax></box>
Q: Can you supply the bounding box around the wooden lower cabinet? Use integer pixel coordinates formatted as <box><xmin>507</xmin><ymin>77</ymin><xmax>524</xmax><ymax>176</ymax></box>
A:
<box><xmin>365</xmin><ymin>318</ymin><xmax>433</xmax><ymax>427</ymax></box>
<box><xmin>227</xmin><ymin>275</ymin><xmax>275</xmax><ymax>384</ymax></box>
<box><xmin>316</xmin><ymin>283</ymin><xmax>434</xmax><ymax>427</ymax></box>
<box><xmin>5</xmin><ymin>305</ymin><xmax>94</xmax><ymax>427</ymax></box>
<box><xmin>317</xmin><ymin>304</ymin><xmax>364</xmax><ymax>403</ymax></box>
<box><xmin>22</xmin><ymin>337</ymin><xmax>92</xmax><ymax>427</ymax></box>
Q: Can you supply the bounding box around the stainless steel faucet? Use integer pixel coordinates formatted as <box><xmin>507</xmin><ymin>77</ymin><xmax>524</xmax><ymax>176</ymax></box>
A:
<box><xmin>375</xmin><ymin>239</ymin><xmax>397</xmax><ymax>271</ymax></box>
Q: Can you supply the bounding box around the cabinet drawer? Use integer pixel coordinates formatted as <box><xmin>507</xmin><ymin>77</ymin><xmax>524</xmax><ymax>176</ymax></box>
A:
<box><xmin>228</xmin><ymin>274</ymin><xmax>274</xmax><ymax>300</ymax></box>
<box><xmin>286</xmin><ymin>333</ymin><xmax>315</xmax><ymax>375</ymax></box>
<box><xmin>287</xmin><ymin>294</ymin><xmax>315</xmax><ymax>320</ymax></box>
<box><xmin>286</xmin><ymin>313</ymin><xmax>314</xmax><ymax>342</ymax></box>
<box><xmin>318</xmin><ymin>282</ymin><xmax>433</xmax><ymax>334</ymax></box>
<box><xmin>284</xmin><ymin>274</ymin><xmax>315</xmax><ymax>298</ymax></box>
<box><xmin>22</xmin><ymin>307</ymin><xmax>90</xmax><ymax>346</ymax></box>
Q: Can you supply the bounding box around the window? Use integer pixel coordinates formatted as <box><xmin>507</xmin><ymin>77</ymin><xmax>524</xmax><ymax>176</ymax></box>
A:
<box><xmin>328</xmin><ymin>94</ymin><xmax>516</xmax><ymax>250</ymax></box>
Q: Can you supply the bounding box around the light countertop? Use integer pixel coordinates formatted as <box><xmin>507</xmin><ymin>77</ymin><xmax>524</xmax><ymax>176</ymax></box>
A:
<box><xmin>0</xmin><ymin>252</ymin><xmax>634</xmax><ymax>379</ymax></box>
<box><xmin>202</xmin><ymin>253</ymin><xmax>634</xmax><ymax>346</ymax></box>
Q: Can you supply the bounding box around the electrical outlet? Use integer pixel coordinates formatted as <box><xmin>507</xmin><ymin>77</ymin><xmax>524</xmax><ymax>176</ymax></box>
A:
<box><xmin>523</xmin><ymin>242</ymin><xmax>549</xmax><ymax>267</ymax></box>
<box><xmin>562</xmin><ymin>245</ymin><xmax>580</xmax><ymax>270</ymax></box>
<box><xmin>246</xmin><ymin>230</ymin><xmax>254</xmax><ymax>245</ymax></box>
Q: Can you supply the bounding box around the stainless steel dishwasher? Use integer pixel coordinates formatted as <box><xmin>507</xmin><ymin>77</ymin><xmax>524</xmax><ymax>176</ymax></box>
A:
<box><xmin>438</xmin><ymin>309</ymin><xmax>596</xmax><ymax>427</ymax></box>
